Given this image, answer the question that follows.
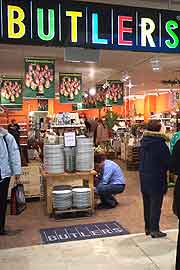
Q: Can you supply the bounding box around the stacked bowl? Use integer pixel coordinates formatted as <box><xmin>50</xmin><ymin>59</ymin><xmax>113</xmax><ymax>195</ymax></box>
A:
<box><xmin>44</xmin><ymin>144</ymin><xmax>64</xmax><ymax>173</ymax></box>
<box><xmin>72</xmin><ymin>187</ymin><xmax>91</xmax><ymax>209</ymax></box>
<box><xmin>52</xmin><ymin>185</ymin><xmax>72</xmax><ymax>210</ymax></box>
<box><xmin>76</xmin><ymin>136</ymin><xmax>94</xmax><ymax>171</ymax></box>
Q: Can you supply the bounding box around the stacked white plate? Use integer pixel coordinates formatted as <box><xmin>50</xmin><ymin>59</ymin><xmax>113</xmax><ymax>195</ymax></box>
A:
<box><xmin>44</xmin><ymin>144</ymin><xmax>64</xmax><ymax>173</ymax></box>
<box><xmin>52</xmin><ymin>186</ymin><xmax>72</xmax><ymax>210</ymax></box>
<box><xmin>76</xmin><ymin>137</ymin><xmax>94</xmax><ymax>171</ymax></box>
<box><xmin>72</xmin><ymin>187</ymin><xmax>91</xmax><ymax>209</ymax></box>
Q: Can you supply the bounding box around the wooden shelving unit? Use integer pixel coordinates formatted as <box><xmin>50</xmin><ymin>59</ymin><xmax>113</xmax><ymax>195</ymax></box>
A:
<box><xmin>41</xmin><ymin>169</ymin><xmax>96</xmax><ymax>217</ymax></box>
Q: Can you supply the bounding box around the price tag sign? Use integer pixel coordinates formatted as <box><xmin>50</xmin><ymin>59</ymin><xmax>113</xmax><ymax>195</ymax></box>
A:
<box><xmin>64</xmin><ymin>132</ymin><xmax>76</xmax><ymax>147</ymax></box>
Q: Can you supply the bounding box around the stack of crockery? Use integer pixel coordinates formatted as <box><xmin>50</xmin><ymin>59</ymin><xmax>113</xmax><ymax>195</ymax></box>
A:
<box><xmin>72</xmin><ymin>187</ymin><xmax>91</xmax><ymax>209</ymax></box>
<box><xmin>52</xmin><ymin>185</ymin><xmax>72</xmax><ymax>210</ymax></box>
<box><xmin>64</xmin><ymin>147</ymin><xmax>76</xmax><ymax>173</ymax></box>
<box><xmin>44</xmin><ymin>144</ymin><xmax>64</xmax><ymax>173</ymax></box>
<box><xmin>76</xmin><ymin>136</ymin><xmax>94</xmax><ymax>171</ymax></box>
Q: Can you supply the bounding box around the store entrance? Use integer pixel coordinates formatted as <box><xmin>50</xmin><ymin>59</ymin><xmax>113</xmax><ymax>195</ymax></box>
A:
<box><xmin>0</xmin><ymin>44</ymin><xmax>178</xmax><ymax>249</ymax></box>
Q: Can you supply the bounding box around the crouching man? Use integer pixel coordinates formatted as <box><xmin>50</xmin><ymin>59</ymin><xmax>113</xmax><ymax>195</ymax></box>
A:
<box><xmin>95</xmin><ymin>154</ymin><xmax>125</xmax><ymax>209</ymax></box>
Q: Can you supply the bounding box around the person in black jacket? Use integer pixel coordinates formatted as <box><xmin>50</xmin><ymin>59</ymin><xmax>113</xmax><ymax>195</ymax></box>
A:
<box><xmin>8</xmin><ymin>119</ymin><xmax>20</xmax><ymax>147</ymax></box>
<box><xmin>139</xmin><ymin>120</ymin><xmax>171</xmax><ymax>238</ymax></box>
<box><xmin>171</xmin><ymin>138</ymin><xmax>180</xmax><ymax>270</ymax></box>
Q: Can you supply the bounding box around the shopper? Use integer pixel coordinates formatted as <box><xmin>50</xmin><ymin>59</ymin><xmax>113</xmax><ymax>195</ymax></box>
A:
<box><xmin>170</xmin><ymin>123</ymin><xmax>180</xmax><ymax>153</ymax></box>
<box><xmin>8</xmin><ymin>119</ymin><xmax>20</xmax><ymax>147</ymax></box>
<box><xmin>171</xmin><ymin>137</ymin><xmax>180</xmax><ymax>270</ymax></box>
<box><xmin>139</xmin><ymin>120</ymin><xmax>171</xmax><ymax>238</ymax></box>
<box><xmin>94</xmin><ymin>154</ymin><xmax>125</xmax><ymax>209</ymax></box>
<box><xmin>0</xmin><ymin>127</ymin><xmax>21</xmax><ymax>235</ymax></box>
<box><xmin>95</xmin><ymin>119</ymin><xmax>109</xmax><ymax>146</ymax></box>
<box><xmin>84</xmin><ymin>117</ymin><xmax>91</xmax><ymax>134</ymax></box>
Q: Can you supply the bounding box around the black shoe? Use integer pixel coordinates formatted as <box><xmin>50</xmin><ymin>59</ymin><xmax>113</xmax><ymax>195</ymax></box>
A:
<box><xmin>0</xmin><ymin>230</ymin><xmax>7</xmax><ymax>236</ymax></box>
<box><xmin>0</xmin><ymin>229</ymin><xmax>22</xmax><ymax>236</ymax></box>
<box><xmin>151</xmin><ymin>231</ymin><xmax>167</xmax><ymax>238</ymax></box>
<box><xmin>145</xmin><ymin>230</ymin><xmax>150</xmax><ymax>236</ymax></box>
<box><xmin>96</xmin><ymin>203</ymin><xmax>116</xmax><ymax>209</ymax></box>
<box><xmin>96</xmin><ymin>203</ymin><xmax>107</xmax><ymax>209</ymax></box>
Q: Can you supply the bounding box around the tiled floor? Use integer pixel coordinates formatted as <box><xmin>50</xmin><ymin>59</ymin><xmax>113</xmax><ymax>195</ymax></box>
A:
<box><xmin>0</xmin><ymin>231</ymin><xmax>178</xmax><ymax>270</ymax></box>
<box><xmin>0</xmin><ymin>162</ymin><xmax>178</xmax><ymax>249</ymax></box>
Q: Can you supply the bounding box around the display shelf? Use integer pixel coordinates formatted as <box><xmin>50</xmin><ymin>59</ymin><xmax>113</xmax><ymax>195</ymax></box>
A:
<box><xmin>51</xmin><ymin>124</ymin><xmax>84</xmax><ymax>128</ymax></box>
<box><xmin>149</xmin><ymin>117</ymin><xmax>172</xmax><ymax>120</ymax></box>
<box><xmin>41</xmin><ymin>169</ymin><xmax>96</xmax><ymax>216</ymax></box>
<box><xmin>54</xmin><ymin>208</ymin><xmax>92</xmax><ymax>214</ymax></box>
<box><xmin>42</xmin><ymin>170</ymin><xmax>96</xmax><ymax>177</ymax></box>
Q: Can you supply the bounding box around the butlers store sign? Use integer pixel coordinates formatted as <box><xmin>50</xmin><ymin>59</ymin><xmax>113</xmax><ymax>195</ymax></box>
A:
<box><xmin>1</xmin><ymin>0</ymin><xmax>180</xmax><ymax>53</ymax></box>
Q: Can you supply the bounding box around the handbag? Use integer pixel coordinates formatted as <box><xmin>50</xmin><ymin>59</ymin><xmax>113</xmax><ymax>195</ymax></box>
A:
<box><xmin>10</xmin><ymin>184</ymin><xmax>26</xmax><ymax>215</ymax></box>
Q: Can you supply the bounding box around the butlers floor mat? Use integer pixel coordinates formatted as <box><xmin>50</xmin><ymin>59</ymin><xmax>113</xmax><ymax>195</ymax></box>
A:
<box><xmin>40</xmin><ymin>221</ymin><xmax>129</xmax><ymax>245</ymax></box>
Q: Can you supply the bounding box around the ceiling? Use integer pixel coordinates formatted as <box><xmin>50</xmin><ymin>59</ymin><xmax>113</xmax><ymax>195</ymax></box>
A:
<box><xmin>0</xmin><ymin>1</ymin><xmax>179</xmax><ymax>97</ymax></box>
<box><xmin>0</xmin><ymin>44</ymin><xmax>180</xmax><ymax>96</ymax></box>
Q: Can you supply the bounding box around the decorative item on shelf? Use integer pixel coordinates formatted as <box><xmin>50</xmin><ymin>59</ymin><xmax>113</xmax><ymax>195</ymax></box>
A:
<box><xmin>44</xmin><ymin>144</ymin><xmax>64</xmax><ymax>173</ymax></box>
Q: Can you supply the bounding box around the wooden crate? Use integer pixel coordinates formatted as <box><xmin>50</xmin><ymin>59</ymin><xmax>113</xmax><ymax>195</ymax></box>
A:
<box><xmin>126</xmin><ymin>146</ymin><xmax>140</xmax><ymax>171</ymax></box>
<box><xmin>8</xmin><ymin>165</ymin><xmax>40</xmax><ymax>198</ymax></box>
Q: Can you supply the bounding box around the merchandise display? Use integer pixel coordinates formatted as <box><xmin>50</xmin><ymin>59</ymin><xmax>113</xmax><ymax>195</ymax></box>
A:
<box><xmin>0</xmin><ymin>5</ymin><xmax>180</xmax><ymax>224</ymax></box>
<box><xmin>43</xmin><ymin>135</ymin><xmax>94</xmax><ymax>173</ymax></box>
<box><xmin>72</xmin><ymin>187</ymin><xmax>91</xmax><ymax>209</ymax></box>
<box><xmin>76</xmin><ymin>136</ymin><xmax>94</xmax><ymax>171</ymax></box>
<box><xmin>64</xmin><ymin>147</ymin><xmax>76</xmax><ymax>173</ymax></box>
<box><xmin>52</xmin><ymin>187</ymin><xmax>72</xmax><ymax>210</ymax></box>
<box><xmin>52</xmin><ymin>185</ymin><xmax>91</xmax><ymax>211</ymax></box>
<box><xmin>44</xmin><ymin>144</ymin><xmax>64</xmax><ymax>174</ymax></box>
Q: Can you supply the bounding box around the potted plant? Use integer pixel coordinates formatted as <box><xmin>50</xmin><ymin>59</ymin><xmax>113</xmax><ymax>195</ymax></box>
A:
<box><xmin>105</xmin><ymin>111</ymin><xmax>119</xmax><ymax>137</ymax></box>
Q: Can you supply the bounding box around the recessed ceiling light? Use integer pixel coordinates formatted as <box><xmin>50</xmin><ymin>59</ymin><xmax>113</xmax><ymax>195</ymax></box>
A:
<box><xmin>89</xmin><ymin>87</ymin><xmax>96</xmax><ymax>96</ymax></box>
<box><xmin>89</xmin><ymin>68</ymin><xmax>95</xmax><ymax>78</ymax></box>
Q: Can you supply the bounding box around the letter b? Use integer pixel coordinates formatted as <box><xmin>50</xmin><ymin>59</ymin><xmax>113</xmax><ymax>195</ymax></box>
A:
<box><xmin>8</xmin><ymin>5</ymin><xmax>25</xmax><ymax>39</ymax></box>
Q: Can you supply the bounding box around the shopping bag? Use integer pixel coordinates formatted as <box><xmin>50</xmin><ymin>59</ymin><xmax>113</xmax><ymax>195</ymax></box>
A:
<box><xmin>10</xmin><ymin>184</ymin><xmax>26</xmax><ymax>215</ymax></box>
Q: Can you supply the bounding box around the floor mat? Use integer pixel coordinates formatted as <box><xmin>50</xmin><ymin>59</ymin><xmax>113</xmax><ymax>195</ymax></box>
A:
<box><xmin>40</xmin><ymin>221</ymin><xmax>129</xmax><ymax>244</ymax></box>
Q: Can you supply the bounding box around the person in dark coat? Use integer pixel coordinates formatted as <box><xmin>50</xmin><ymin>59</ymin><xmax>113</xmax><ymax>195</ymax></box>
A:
<box><xmin>171</xmin><ymin>138</ymin><xmax>180</xmax><ymax>270</ymax></box>
<box><xmin>139</xmin><ymin>120</ymin><xmax>171</xmax><ymax>238</ymax></box>
<box><xmin>8</xmin><ymin>119</ymin><xmax>20</xmax><ymax>147</ymax></box>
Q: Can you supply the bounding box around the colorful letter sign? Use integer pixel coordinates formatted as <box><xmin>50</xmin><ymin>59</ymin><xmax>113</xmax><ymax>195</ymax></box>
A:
<box><xmin>1</xmin><ymin>0</ymin><xmax>180</xmax><ymax>53</ymax></box>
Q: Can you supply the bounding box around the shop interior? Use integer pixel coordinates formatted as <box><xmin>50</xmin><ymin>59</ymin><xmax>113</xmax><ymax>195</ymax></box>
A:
<box><xmin>0</xmin><ymin>44</ymin><xmax>179</xmax><ymax>249</ymax></box>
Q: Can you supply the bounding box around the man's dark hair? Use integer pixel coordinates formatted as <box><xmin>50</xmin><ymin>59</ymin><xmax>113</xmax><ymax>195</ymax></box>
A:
<box><xmin>147</xmin><ymin>120</ymin><xmax>161</xmax><ymax>132</ymax></box>
<box><xmin>94</xmin><ymin>154</ymin><xmax>106</xmax><ymax>164</ymax></box>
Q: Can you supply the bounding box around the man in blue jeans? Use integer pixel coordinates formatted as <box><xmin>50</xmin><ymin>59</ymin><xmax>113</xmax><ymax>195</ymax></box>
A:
<box><xmin>95</xmin><ymin>154</ymin><xmax>125</xmax><ymax>209</ymax></box>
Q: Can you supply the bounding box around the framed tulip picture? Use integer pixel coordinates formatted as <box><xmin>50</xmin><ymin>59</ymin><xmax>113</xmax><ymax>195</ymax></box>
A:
<box><xmin>105</xmin><ymin>80</ymin><xmax>124</xmax><ymax>106</ymax></box>
<box><xmin>38</xmin><ymin>99</ymin><xmax>48</xmax><ymax>112</ymax></box>
<box><xmin>0</xmin><ymin>77</ymin><xmax>23</xmax><ymax>109</ymax></box>
<box><xmin>24</xmin><ymin>58</ymin><xmax>55</xmax><ymax>99</ymax></box>
<box><xmin>59</xmin><ymin>73</ymin><xmax>82</xmax><ymax>104</ymax></box>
